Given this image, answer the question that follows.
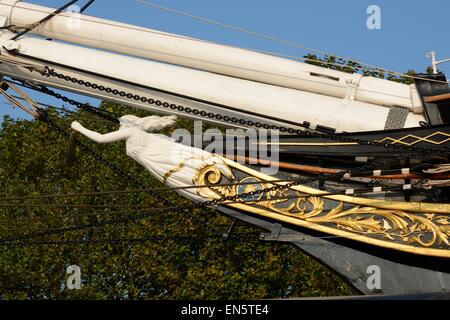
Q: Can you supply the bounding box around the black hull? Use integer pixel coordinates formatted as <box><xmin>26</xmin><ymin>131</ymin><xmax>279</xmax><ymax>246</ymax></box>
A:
<box><xmin>218</xmin><ymin>203</ymin><xmax>450</xmax><ymax>296</ymax></box>
<box><xmin>208</xmin><ymin>124</ymin><xmax>450</xmax><ymax>295</ymax></box>
<box><xmin>220</xmin><ymin>124</ymin><xmax>450</xmax><ymax>157</ymax></box>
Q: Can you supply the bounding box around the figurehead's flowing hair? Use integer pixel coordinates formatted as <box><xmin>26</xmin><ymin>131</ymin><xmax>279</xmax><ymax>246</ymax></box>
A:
<box><xmin>119</xmin><ymin>115</ymin><xmax>177</xmax><ymax>132</ymax></box>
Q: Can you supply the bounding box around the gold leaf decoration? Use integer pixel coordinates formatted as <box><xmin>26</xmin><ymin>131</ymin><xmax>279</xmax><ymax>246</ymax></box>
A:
<box><xmin>194</xmin><ymin>160</ymin><xmax>450</xmax><ymax>257</ymax></box>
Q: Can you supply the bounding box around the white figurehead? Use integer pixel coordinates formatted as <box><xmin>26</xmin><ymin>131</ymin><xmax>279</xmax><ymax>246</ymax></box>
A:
<box><xmin>71</xmin><ymin>115</ymin><xmax>232</xmax><ymax>202</ymax></box>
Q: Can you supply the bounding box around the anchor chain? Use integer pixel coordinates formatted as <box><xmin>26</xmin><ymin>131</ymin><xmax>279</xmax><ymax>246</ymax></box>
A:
<box><xmin>42</xmin><ymin>67</ymin><xmax>448</xmax><ymax>156</ymax></box>
<box><xmin>35</xmin><ymin>67</ymin><xmax>441</xmax><ymax>206</ymax></box>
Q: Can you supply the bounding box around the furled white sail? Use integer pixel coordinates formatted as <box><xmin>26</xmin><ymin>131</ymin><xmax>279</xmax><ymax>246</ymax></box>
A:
<box><xmin>0</xmin><ymin>35</ymin><xmax>425</xmax><ymax>132</ymax></box>
<box><xmin>0</xmin><ymin>0</ymin><xmax>427</xmax><ymax>132</ymax></box>
<box><xmin>0</xmin><ymin>0</ymin><xmax>423</xmax><ymax>112</ymax></box>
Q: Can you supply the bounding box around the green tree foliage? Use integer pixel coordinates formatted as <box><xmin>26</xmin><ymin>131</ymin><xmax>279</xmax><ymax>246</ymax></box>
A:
<box><xmin>304</xmin><ymin>54</ymin><xmax>421</xmax><ymax>84</ymax></box>
<box><xmin>0</xmin><ymin>103</ymin><xmax>357</xmax><ymax>299</ymax></box>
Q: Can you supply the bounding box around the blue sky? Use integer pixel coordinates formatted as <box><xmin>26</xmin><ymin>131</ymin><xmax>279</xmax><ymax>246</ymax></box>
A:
<box><xmin>1</xmin><ymin>0</ymin><xmax>449</xmax><ymax>121</ymax></box>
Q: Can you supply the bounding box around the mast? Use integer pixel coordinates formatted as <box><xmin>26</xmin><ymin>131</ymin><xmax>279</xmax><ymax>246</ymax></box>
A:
<box><xmin>427</xmin><ymin>51</ymin><xmax>450</xmax><ymax>74</ymax></box>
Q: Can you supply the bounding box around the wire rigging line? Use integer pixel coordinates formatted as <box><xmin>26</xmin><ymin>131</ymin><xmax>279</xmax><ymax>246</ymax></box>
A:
<box><xmin>0</xmin><ymin>207</ymin><xmax>184</xmax><ymax>244</ymax></box>
<box><xmin>11</xmin><ymin>227</ymin><xmax>434</xmax><ymax>247</ymax></box>
<box><xmin>5</xmin><ymin>92</ymin><xmax>113</xmax><ymax>123</ymax></box>
<box><xmin>134</xmin><ymin>0</ymin><xmax>450</xmax><ymax>84</ymax></box>
<box><xmin>0</xmin><ymin>235</ymin><xmax>354</xmax><ymax>247</ymax></box>
<box><xmin>10</xmin><ymin>0</ymin><xmax>80</xmax><ymax>41</ymax></box>
<box><xmin>0</xmin><ymin>224</ymin><xmax>201</xmax><ymax>233</ymax></box>
<box><xmin>245</xmin><ymin>47</ymin><xmax>450</xmax><ymax>85</ymax></box>
<box><xmin>0</xmin><ymin>207</ymin><xmax>180</xmax><ymax>224</ymax></box>
<box><xmin>0</xmin><ymin>234</ymin><xmax>263</xmax><ymax>247</ymax></box>
<box><xmin>80</xmin><ymin>0</ymin><xmax>96</xmax><ymax>13</ymax></box>
<box><xmin>0</xmin><ymin>201</ymin><xmax>260</xmax><ymax>244</ymax></box>
<box><xmin>0</xmin><ymin>186</ymin><xmax>413</xmax><ymax>231</ymax></box>
<box><xmin>38</xmin><ymin>114</ymin><xmax>228</xmax><ymax>238</ymax></box>
<box><xmin>0</xmin><ymin>184</ymin><xmax>418</xmax><ymax>211</ymax></box>
<box><xmin>133</xmin><ymin>0</ymin><xmax>347</xmax><ymax>59</ymax></box>
<box><xmin>0</xmin><ymin>178</ymin><xmax>304</xmax><ymax>202</ymax></box>
<box><xmin>0</xmin><ymin>226</ymin><xmax>435</xmax><ymax>247</ymax></box>
<box><xmin>4</xmin><ymin>78</ymin><xmax>121</xmax><ymax>124</ymax></box>
<box><xmin>1</xmin><ymin>199</ymin><xmax>280</xmax><ymax>241</ymax></box>
<box><xmin>0</xmin><ymin>203</ymin><xmax>169</xmax><ymax>209</ymax></box>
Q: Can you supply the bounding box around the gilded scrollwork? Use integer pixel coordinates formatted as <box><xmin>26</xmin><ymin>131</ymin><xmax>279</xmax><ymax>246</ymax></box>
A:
<box><xmin>193</xmin><ymin>160</ymin><xmax>450</xmax><ymax>257</ymax></box>
<box><xmin>192</xmin><ymin>163</ymin><xmax>235</xmax><ymax>200</ymax></box>
<box><xmin>262</xmin><ymin>190</ymin><xmax>450</xmax><ymax>250</ymax></box>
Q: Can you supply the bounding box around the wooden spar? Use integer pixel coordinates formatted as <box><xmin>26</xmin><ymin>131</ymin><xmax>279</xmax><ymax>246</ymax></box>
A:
<box><xmin>222</xmin><ymin>154</ymin><xmax>450</xmax><ymax>180</ymax></box>
<box><xmin>0</xmin><ymin>0</ymin><xmax>424</xmax><ymax>113</ymax></box>
<box><xmin>0</xmin><ymin>35</ymin><xmax>426</xmax><ymax>133</ymax></box>
<box><xmin>424</xmin><ymin>93</ymin><xmax>450</xmax><ymax>103</ymax></box>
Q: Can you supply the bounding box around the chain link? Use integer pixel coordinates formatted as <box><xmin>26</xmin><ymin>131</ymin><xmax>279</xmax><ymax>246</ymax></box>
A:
<box><xmin>0</xmin><ymin>72</ymin><xmax>416</xmax><ymax>245</ymax></box>
<box><xmin>201</xmin><ymin>161</ymin><xmax>396</xmax><ymax>207</ymax></box>
<box><xmin>2</xmin><ymin>67</ymin><xmax>441</xmax><ymax>246</ymax></box>
<box><xmin>38</xmin><ymin>67</ymin><xmax>437</xmax><ymax>207</ymax></box>
<box><xmin>40</xmin><ymin>85</ymin><xmax>120</xmax><ymax>124</ymax></box>
<box><xmin>43</xmin><ymin>67</ymin><xmax>448</xmax><ymax>156</ymax></box>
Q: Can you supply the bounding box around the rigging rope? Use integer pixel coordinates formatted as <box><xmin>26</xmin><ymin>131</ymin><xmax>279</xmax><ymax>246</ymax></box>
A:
<box><xmin>1</xmin><ymin>74</ymin><xmax>428</xmax><ymax>230</ymax></box>
<box><xmin>1</xmin><ymin>0</ymin><xmax>447</xmax><ymax>84</ymax></box>
<box><xmin>10</xmin><ymin>0</ymin><xmax>80</xmax><ymax>41</ymax></box>
<box><xmin>135</xmin><ymin>0</ymin><xmax>450</xmax><ymax>85</ymax></box>
<box><xmin>0</xmin><ymin>201</ymin><xmax>263</xmax><ymax>244</ymax></box>
<box><xmin>0</xmin><ymin>207</ymin><xmax>179</xmax><ymax>224</ymax></box>
<box><xmin>0</xmin><ymin>178</ymin><xmax>302</xmax><ymax>202</ymax></box>
<box><xmin>43</xmin><ymin>115</ymin><xmax>228</xmax><ymax>238</ymax></box>
<box><xmin>35</xmin><ymin>68</ymin><xmax>449</xmax><ymax>156</ymax></box>
<box><xmin>2</xmin><ymin>90</ymin><xmax>105</xmax><ymax>122</ymax></box>
<box><xmin>0</xmin><ymin>173</ymin><xmax>413</xmax><ymax>202</ymax></box>
<box><xmin>0</xmin><ymin>235</ymin><xmax>263</xmax><ymax>247</ymax></box>
<box><xmin>0</xmin><ymin>227</ymin><xmax>435</xmax><ymax>248</ymax></box>
<box><xmin>6</xmin><ymin>79</ymin><xmax>121</xmax><ymax>123</ymax></box>
<box><xmin>0</xmin><ymin>186</ymin><xmax>416</xmax><ymax>238</ymax></box>
<box><xmin>0</xmin><ymin>77</ymin><xmax>435</xmax><ymax>211</ymax></box>
<box><xmin>79</xmin><ymin>0</ymin><xmax>96</xmax><ymax>14</ymax></box>
<box><xmin>0</xmin><ymin>224</ymin><xmax>200</xmax><ymax>233</ymax></box>
<box><xmin>0</xmin><ymin>5</ymin><xmax>442</xmax><ymax>250</ymax></box>
<box><xmin>0</xmin><ymin>185</ymin><xmax>419</xmax><ymax>211</ymax></box>
<box><xmin>0</xmin><ymin>206</ymin><xmax>194</xmax><ymax>244</ymax></box>
<box><xmin>0</xmin><ymin>236</ymin><xmax>362</xmax><ymax>248</ymax></box>
<box><xmin>0</xmin><ymin>72</ymin><xmax>441</xmax><ymax>245</ymax></box>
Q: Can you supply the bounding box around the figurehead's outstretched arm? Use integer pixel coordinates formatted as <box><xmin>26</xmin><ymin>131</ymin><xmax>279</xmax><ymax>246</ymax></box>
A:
<box><xmin>71</xmin><ymin>121</ymin><xmax>133</xmax><ymax>143</ymax></box>
<box><xmin>70</xmin><ymin>117</ymin><xmax>232</xmax><ymax>203</ymax></box>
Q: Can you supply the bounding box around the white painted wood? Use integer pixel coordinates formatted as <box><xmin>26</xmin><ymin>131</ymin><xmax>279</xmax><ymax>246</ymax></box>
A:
<box><xmin>0</xmin><ymin>33</ymin><xmax>425</xmax><ymax>132</ymax></box>
<box><xmin>71</xmin><ymin>115</ymin><xmax>231</xmax><ymax>203</ymax></box>
<box><xmin>0</xmin><ymin>0</ymin><xmax>423</xmax><ymax>113</ymax></box>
